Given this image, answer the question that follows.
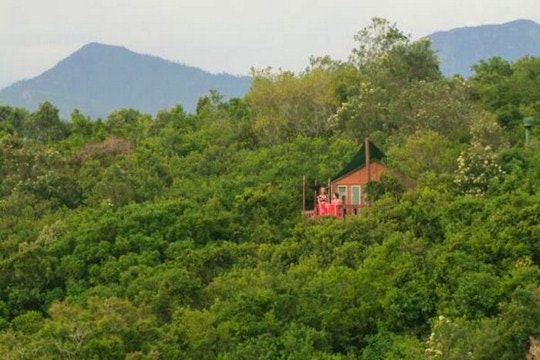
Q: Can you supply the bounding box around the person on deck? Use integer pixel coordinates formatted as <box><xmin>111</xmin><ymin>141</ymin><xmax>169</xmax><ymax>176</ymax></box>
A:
<box><xmin>331</xmin><ymin>192</ymin><xmax>342</xmax><ymax>206</ymax></box>
<box><xmin>317</xmin><ymin>187</ymin><xmax>329</xmax><ymax>215</ymax></box>
<box><xmin>331</xmin><ymin>192</ymin><xmax>343</xmax><ymax>217</ymax></box>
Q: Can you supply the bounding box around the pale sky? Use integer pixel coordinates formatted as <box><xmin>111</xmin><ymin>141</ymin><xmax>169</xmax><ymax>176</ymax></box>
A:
<box><xmin>1</xmin><ymin>0</ymin><xmax>539</xmax><ymax>88</ymax></box>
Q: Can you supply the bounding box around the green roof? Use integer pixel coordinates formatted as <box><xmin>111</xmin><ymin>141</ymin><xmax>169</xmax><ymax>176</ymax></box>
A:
<box><xmin>332</xmin><ymin>140</ymin><xmax>386</xmax><ymax>181</ymax></box>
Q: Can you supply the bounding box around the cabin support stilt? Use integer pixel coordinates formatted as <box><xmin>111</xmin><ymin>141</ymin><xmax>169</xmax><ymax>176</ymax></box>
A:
<box><xmin>302</xmin><ymin>175</ymin><xmax>306</xmax><ymax>212</ymax></box>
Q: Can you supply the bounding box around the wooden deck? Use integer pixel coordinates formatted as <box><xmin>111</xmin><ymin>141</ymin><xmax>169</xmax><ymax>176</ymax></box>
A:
<box><xmin>302</xmin><ymin>204</ymin><xmax>368</xmax><ymax>219</ymax></box>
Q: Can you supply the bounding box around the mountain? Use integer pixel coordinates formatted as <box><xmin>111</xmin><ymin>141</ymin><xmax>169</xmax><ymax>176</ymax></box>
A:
<box><xmin>429</xmin><ymin>19</ymin><xmax>540</xmax><ymax>77</ymax></box>
<box><xmin>0</xmin><ymin>43</ymin><xmax>251</xmax><ymax>119</ymax></box>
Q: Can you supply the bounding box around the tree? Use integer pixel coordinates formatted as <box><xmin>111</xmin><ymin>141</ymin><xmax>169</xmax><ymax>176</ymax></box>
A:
<box><xmin>70</xmin><ymin>109</ymin><xmax>96</xmax><ymax>139</ymax></box>
<box><xmin>471</xmin><ymin>56</ymin><xmax>540</xmax><ymax>130</ymax></box>
<box><xmin>386</xmin><ymin>130</ymin><xmax>460</xmax><ymax>184</ymax></box>
<box><xmin>0</xmin><ymin>105</ymin><xmax>28</xmax><ymax>135</ymax></box>
<box><xmin>104</xmin><ymin>109</ymin><xmax>151</xmax><ymax>141</ymax></box>
<box><xmin>246</xmin><ymin>67</ymin><xmax>339</xmax><ymax>144</ymax></box>
<box><xmin>349</xmin><ymin>17</ymin><xmax>408</xmax><ymax>69</ymax></box>
<box><xmin>334</xmin><ymin>18</ymin><xmax>444</xmax><ymax>142</ymax></box>
<box><xmin>24</xmin><ymin>102</ymin><xmax>68</xmax><ymax>142</ymax></box>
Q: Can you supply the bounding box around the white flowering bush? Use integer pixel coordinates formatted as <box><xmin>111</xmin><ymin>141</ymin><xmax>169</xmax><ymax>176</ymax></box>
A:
<box><xmin>454</xmin><ymin>144</ymin><xmax>505</xmax><ymax>196</ymax></box>
<box><xmin>469</xmin><ymin>111</ymin><xmax>507</xmax><ymax>149</ymax></box>
<box><xmin>425</xmin><ymin>315</ymin><xmax>450</xmax><ymax>359</ymax></box>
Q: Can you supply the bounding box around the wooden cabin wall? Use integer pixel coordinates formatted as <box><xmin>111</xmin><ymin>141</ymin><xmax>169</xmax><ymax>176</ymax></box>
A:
<box><xmin>331</xmin><ymin>162</ymin><xmax>388</xmax><ymax>206</ymax></box>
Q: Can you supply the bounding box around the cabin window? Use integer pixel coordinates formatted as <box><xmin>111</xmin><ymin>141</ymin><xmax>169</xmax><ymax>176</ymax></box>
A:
<box><xmin>351</xmin><ymin>185</ymin><xmax>361</xmax><ymax>205</ymax></box>
<box><xmin>337</xmin><ymin>185</ymin><xmax>347</xmax><ymax>203</ymax></box>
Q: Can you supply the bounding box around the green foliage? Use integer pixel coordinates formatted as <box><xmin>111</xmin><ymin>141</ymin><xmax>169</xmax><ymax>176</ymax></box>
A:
<box><xmin>471</xmin><ymin>56</ymin><xmax>540</xmax><ymax>133</ymax></box>
<box><xmin>24</xmin><ymin>102</ymin><xmax>69</xmax><ymax>142</ymax></box>
<box><xmin>0</xmin><ymin>18</ymin><xmax>539</xmax><ymax>359</ymax></box>
<box><xmin>0</xmin><ymin>105</ymin><xmax>28</xmax><ymax>136</ymax></box>
<box><xmin>366</xmin><ymin>173</ymin><xmax>405</xmax><ymax>203</ymax></box>
<box><xmin>362</xmin><ymin>331</ymin><xmax>424</xmax><ymax>360</ymax></box>
<box><xmin>349</xmin><ymin>17</ymin><xmax>409</xmax><ymax>69</ymax></box>
<box><xmin>246</xmin><ymin>67</ymin><xmax>339</xmax><ymax>144</ymax></box>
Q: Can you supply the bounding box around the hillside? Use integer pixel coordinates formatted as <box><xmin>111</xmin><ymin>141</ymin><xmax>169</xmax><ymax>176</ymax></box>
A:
<box><xmin>0</xmin><ymin>43</ymin><xmax>251</xmax><ymax>119</ymax></box>
<box><xmin>429</xmin><ymin>19</ymin><xmax>540</xmax><ymax>77</ymax></box>
<box><xmin>0</xmin><ymin>19</ymin><xmax>539</xmax><ymax>359</ymax></box>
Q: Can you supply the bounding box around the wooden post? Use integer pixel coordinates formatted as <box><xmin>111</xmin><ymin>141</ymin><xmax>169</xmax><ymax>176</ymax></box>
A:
<box><xmin>302</xmin><ymin>175</ymin><xmax>306</xmax><ymax>212</ymax></box>
<box><xmin>314</xmin><ymin>189</ymin><xmax>317</xmax><ymax>215</ymax></box>
<box><xmin>365</xmin><ymin>137</ymin><xmax>371</xmax><ymax>208</ymax></box>
<box><xmin>328</xmin><ymin>178</ymin><xmax>331</xmax><ymax>198</ymax></box>
<box><xmin>365</xmin><ymin>137</ymin><xmax>371</xmax><ymax>182</ymax></box>
<box><xmin>313</xmin><ymin>180</ymin><xmax>317</xmax><ymax>214</ymax></box>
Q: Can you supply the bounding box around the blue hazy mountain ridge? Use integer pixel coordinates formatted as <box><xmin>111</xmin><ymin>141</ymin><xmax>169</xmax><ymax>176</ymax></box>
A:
<box><xmin>2</xmin><ymin>19</ymin><xmax>539</xmax><ymax>118</ymax></box>
<box><xmin>0</xmin><ymin>42</ymin><xmax>251</xmax><ymax>119</ymax></box>
<box><xmin>429</xmin><ymin>19</ymin><xmax>540</xmax><ymax>77</ymax></box>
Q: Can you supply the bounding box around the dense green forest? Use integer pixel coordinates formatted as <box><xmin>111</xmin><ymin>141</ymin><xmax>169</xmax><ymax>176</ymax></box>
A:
<box><xmin>0</xmin><ymin>19</ymin><xmax>539</xmax><ymax>359</ymax></box>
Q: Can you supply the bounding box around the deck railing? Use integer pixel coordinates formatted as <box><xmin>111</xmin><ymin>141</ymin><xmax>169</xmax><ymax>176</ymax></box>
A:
<box><xmin>302</xmin><ymin>203</ymin><xmax>368</xmax><ymax>219</ymax></box>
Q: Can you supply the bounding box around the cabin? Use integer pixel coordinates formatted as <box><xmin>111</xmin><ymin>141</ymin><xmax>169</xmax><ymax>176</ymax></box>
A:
<box><xmin>303</xmin><ymin>138</ymin><xmax>388</xmax><ymax>219</ymax></box>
